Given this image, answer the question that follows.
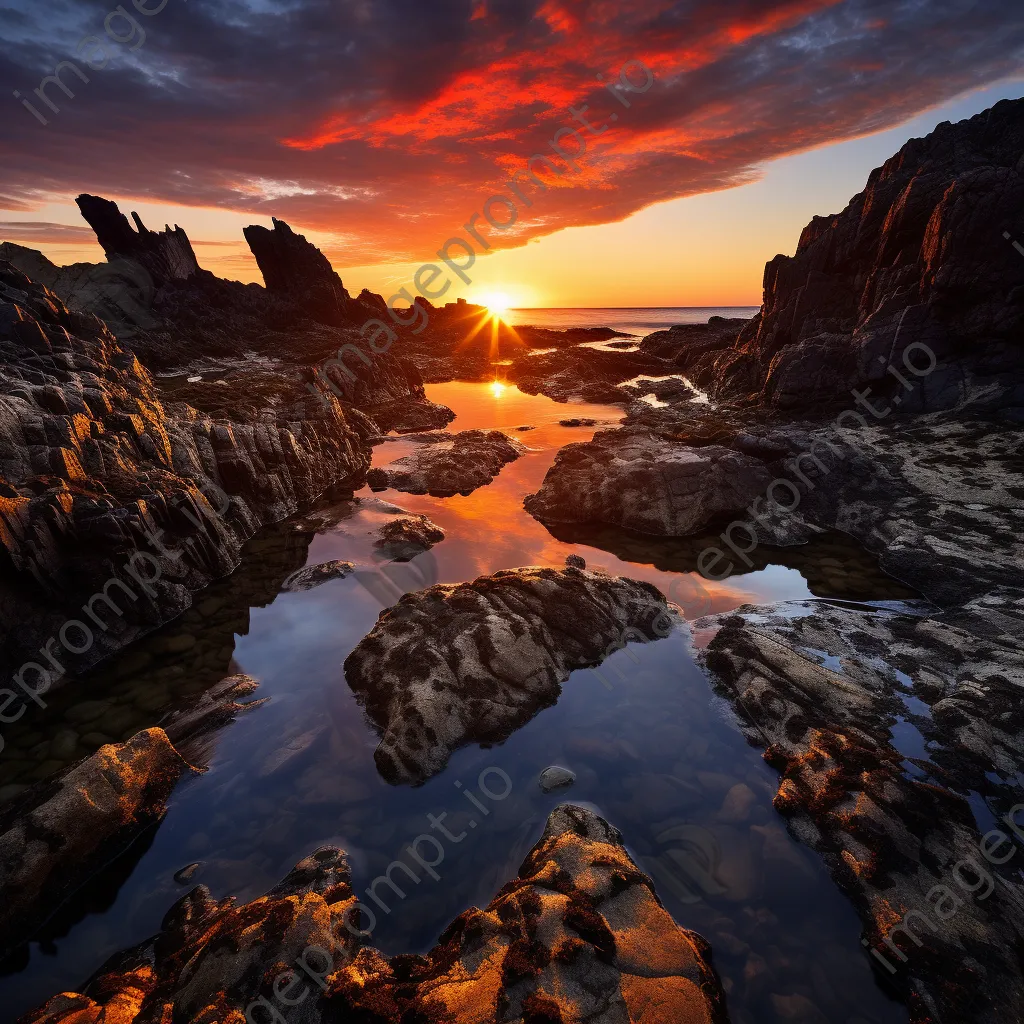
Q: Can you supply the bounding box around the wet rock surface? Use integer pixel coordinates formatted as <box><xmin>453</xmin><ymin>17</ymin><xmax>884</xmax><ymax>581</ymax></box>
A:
<box><xmin>373</xmin><ymin>512</ymin><xmax>445</xmax><ymax>562</ymax></box>
<box><xmin>344</xmin><ymin>565</ymin><xmax>674</xmax><ymax>784</ymax></box>
<box><xmin>367</xmin><ymin>428</ymin><xmax>525</xmax><ymax>497</ymax></box>
<box><xmin>698</xmin><ymin>598</ymin><xmax>1024</xmax><ymax>1024</ymax></box>
<box><xmin>0</xmin><ymin>728</ymin><xmax>195</xmax><ymax>958</ymax></box>
<box><xmin>0</xmin><ymin>259</ymin><xmax>370</xmax><ymax>684</ymax></box>
<box><xmin>22</xmin><ymin>805</ymin><xmax>727</xmax><ymax>1024</ymax></box>
<box><xmin>538</xmin><ymin>765</ymin><xmax>576</xmax><ymax>792</ymax></box>
<box><xmin>525</xmin><ymin>427</ymin><xmax>776</xmax><ymax>537</ymax></box>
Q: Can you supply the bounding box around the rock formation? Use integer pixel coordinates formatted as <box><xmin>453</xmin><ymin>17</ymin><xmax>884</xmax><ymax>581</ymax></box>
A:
<box><xmin>643</xmin><ymin>98</ymin><xmax>1024</xmax><ymax>413</ymax></box>
<box><xmin>280</xmin><ymin>559</ymin><xmax>355</xmax><ymax>592</ymax></box>
<box><xmin>373</xmin><ymin>512</ymin><xmax>445</xmax><ymax>561</ymax></box>
<box><xmin>21</xmin><ymin>805</ymin><xmax>727</xmax><ymax>1024</ymax></box>
<box><xmin>76</xmin><ymin>194</ymin><xmax>201</xmax><ymax>285</ymax></box>
<box><xmin>525</xmin><ymin>428</ymin><xmax>777</xmax><ymax>537</ymax></box>
<box><xmin>0</xmin><ymin>201</ymin><xmax>456</xmax><ymax>437</ymax></box>
<box><xmin>243</xmin><ymin>216</ymin><xmax>366</xmax><ymax>327</ymax></box>
<box><xmin>698</xmin><ymin>599</ymin><xmax>1024</xmax><ymax>1024</ymax></box>
<box><xmin>367</xmin><ymin>429</ymin><xmax>525</xmax><ymax>497</ymax></box>
<box><xmin>344</xmin><ymin>565</ymin><xmax>673</xmax><ymax>784</ymax></box>
<box><xmin>0</xmin><ymin>259</ymin><xmax>369</xmax><ymax>685</ymax></box>
<box><xmin>0</xmin><ymin>728</ymin><xmax>195</xmax><ymax>957</ymax></box>
<box><xmin>515</xmin><ymin>100</ymin><xmax>1024</xmax><ymax>1024</ymax></box>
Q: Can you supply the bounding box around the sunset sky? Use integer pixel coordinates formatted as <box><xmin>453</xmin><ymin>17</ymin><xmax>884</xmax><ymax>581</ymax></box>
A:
<box><xmin>2</xmin><ymin>1</ymin><xmax>1023</xmax><ymax>307</ymax></box>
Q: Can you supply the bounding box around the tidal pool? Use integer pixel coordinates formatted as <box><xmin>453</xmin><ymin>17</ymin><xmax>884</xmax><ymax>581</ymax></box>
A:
<box><xmin>0</xmin><ymin>382</ymin><xmax>912</xmax><ymax>1024</ymax></box>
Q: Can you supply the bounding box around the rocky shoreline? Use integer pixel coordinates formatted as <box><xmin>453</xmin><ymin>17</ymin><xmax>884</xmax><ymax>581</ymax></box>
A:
<box><xmin>0</xmin><ymin>98</ymin><xmax>1021</xmax><ymax>1023</ymax></box>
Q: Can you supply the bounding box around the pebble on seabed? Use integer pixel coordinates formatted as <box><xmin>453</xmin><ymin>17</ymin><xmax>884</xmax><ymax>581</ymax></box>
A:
<box><xmin>174</xmin><ymin>863</ymin><xmax>201</xmax><ymax>884</ymax></box>
<box><xmin>539</xmin><ymin>766</ymin><xmax>576</xmax><ymax>792</ymax></box>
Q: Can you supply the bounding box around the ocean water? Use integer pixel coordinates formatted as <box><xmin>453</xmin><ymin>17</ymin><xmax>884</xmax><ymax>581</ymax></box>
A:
<box><xmin>505</xmin><ymin>306</ymin><xmax>760</xmax><ymax>338</ymax></box>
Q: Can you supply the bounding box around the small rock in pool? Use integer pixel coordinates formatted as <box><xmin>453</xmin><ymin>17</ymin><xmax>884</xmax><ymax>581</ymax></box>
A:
<box><xmin>565</xmin><ymin>554</ymin><xmax>586</xmax><ymax>570</ymax></box>
<box><xmin>515</xmin><ymin>425</ymin><xmax>536</xmax><ymax>431</ymax></box>
<box><xmin>539</xmin><ymin>766</ymin><xmax>576</xmax><ymax>792</ymax></box>
<box><xmin>559</xmin><ymin>418</ymin><xmax>598</xmax><ymax>427</ymax></box>
<box><xmin>374</xmin><ymin>514</ymin><xmax>445</xmax><ymax>563</ymax></box>
<box><xmin>281</xmin><ymin>560</ymin><xmax>355</xmax><ymax>592</ymax></box>
<box><xmin>174</xmin><ymin>862</ymin><xmax>200</xmax><ymax>885</ymax></box>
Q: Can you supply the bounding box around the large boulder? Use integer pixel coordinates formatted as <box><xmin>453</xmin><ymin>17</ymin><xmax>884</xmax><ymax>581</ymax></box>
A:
<box><xmin>22</xmin><ymin>805</ymin><xmax>727</xmax><ymax>1024</ymax></box>
<box><xmin>524</xmin><ymin>428</ymin><xmax>775</xmax><ymax>536</ymax></box>
<box><xmin>344</xmin><ymin>564</ymin><xmax>673</xmax><ymax>784</ymax></box>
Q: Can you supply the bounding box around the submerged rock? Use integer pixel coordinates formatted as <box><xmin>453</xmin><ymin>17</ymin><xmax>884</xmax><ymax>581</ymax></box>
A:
<box><xmin>700</xmin><ymin>599</ymin><xmax>1024</xmax><ymax>1024</ymax></box>
<box><xmin>373</xmin><ymin>513</ymin><xmax>445</xmax><ymax>562</ymax></box>
<box><xmin>173</xmin><ymin>862</ymin><xmax>200</xmax><ymax>885</ymax></box>
<box><xmin>0</xmin><ymin>728</ymin><xmax>195</xmax><ymax>957</ymax></box>
<box><xmin>22</xmin><ymin>805</ymin><xmax>727</xmax><ymax>1024</ymax></box>
<box><xmin>344</xmin><ymin>565</ymin><xmax>674</xmax><ymax>784</ymax></box>
<box><xmin>280</xmin><ymin>559</ymin><xmax>355</xmax><ymax>592</ymax></box>
<box><xmin>367</xmin><ymin>429</ymin><xmax>524</xmax><ymax>497</ymax></box>
<box><xmin>538</xmin><ymin>765</ymin><xmax>576</xmax><ymax>792</ymax></box>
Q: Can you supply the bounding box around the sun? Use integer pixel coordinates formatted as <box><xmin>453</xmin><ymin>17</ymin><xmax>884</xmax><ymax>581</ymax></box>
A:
<box><xmin>478</xmin><ymin>290</ymin><xmax>513</xmax><ymax>319</ymax></box>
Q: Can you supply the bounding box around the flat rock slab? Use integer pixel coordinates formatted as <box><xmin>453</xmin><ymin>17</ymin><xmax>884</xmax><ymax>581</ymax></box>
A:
<box><xmin>525</xmin><ymin>427</ymin><xmax>774</xmax><ymax>536</ymax></box>
<box><xmin>344</xmin><ymin>565</ymin><xmax>674</xmax><ymax>784</ymax></box>
<box><xmin>367</xmin><ymin>428</ymin><xmax>524</xmax><ymax>496</ymax></box>
<box><xmin>23</xmin><ymin>805</ymin><xmax>726</xmax><ymax>1024</ymax></box>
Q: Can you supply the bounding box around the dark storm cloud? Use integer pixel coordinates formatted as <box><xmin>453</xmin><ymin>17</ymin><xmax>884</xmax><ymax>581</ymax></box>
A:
<box><xmin>1</xmin><ymin>0</ymin><xmax>1022</xmax><ymax>263</ymax></box>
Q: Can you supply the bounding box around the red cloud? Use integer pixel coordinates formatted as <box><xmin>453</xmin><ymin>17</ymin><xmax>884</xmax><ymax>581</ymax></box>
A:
<box><xmin>1</xmin><ymin>0</ymin><xmax>1021</xmax><ymax>267</ymax></box>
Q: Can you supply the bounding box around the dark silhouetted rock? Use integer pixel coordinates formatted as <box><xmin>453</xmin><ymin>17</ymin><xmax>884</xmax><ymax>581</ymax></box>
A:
<box><xmin>243</xmin><ymin>217</ymin><xmax>362</xmax><ymax>327</ymax></box>
<box><xmin>76</xmin><ymin>194</ymin><xmax>200</xmax><ymax>285</ymax></box>
<box><xmin>668</xmin><ymin>98</ymin><xmax>1024</xmax><ymax>413</ymax></box>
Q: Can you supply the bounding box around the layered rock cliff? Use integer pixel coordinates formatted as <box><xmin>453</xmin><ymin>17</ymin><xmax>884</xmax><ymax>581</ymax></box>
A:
<box><xmin>647</xmin><ymin>97</ymin><xmax>1024</xmax><ymax>413</ymax></box>
<box><xmin>0</xmin><ymin>259</ymin><xmax>369</xmax><ymax>687</ymax></box>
